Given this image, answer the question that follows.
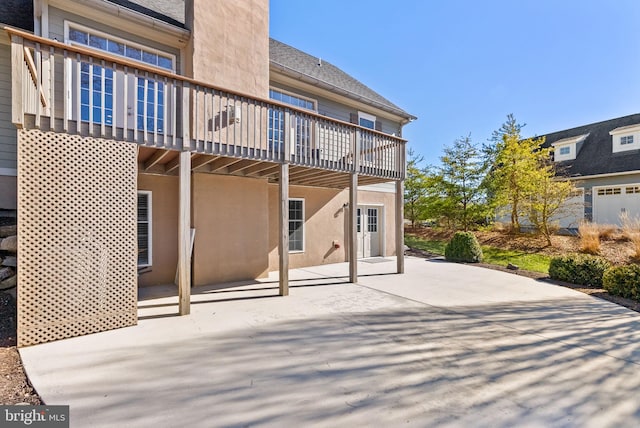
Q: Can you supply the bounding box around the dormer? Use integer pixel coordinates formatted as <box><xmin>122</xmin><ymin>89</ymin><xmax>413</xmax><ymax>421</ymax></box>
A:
<box><xmin>609</xmin><ymin>124</ymin><xmax>640</xmax><ymax>153</ymax></box>
<box><xmin>552</xmin><ymin>133</ymin><xmax>589</xmax><ymax>162</ymax></box>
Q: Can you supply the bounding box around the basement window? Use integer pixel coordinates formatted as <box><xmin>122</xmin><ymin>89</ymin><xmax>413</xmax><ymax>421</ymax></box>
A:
<box><xmin>138</xmin><ymin>191</ymin><xmax>152</xmax><ymax>267</ymax></box>
<box><xmin>289</xmin><ymin>199</ymin><xmax>304</xmax><ymax>253</ymax></box>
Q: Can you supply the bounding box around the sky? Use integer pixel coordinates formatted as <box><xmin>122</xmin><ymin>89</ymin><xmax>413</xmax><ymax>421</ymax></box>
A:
<box><xmin>270</xmin><ymin>0</ymin><xmax>640</xmax><ymax>166</ymax></box>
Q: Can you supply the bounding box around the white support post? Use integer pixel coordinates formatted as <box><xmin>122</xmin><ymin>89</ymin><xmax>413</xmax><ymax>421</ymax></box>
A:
<box><xmin>279</xmin><ymin>163</ymin><xmax>289</xmax><ymax>296</ymax></box>
<box><xmin>11</xmin><ymin>36</ymin><xmax>24</xmax><ymax>128</ymax></box>
<box><xmin>178</xmin><ymin>150</ymin><xmax>191</xmax><ymax>314</ymax></box>
<box><xmin>396</xmin><ymin>180</ymin><xmax>405</xmax><ymax>274</ymax></box>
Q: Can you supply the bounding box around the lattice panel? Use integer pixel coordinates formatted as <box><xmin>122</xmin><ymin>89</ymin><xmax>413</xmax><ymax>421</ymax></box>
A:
<box><xmin>17</xmin><ymin>129</ymin><xmax>137</xmax><ymax>347</ymax></box>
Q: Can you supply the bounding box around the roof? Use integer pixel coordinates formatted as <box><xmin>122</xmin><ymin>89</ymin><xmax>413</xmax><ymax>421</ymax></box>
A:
<box><xmin>106</xmin><ymin>0</ymin><xmax>185</xmax><ymax>28</ymax></box>
<box><xmin>269</xmin><ymin>39</ymin><xmax>415</xmax><ymax>121</ymax></box>
<box><xmin>0</xmin><ymin>0</ymin><xmax>33</xmax><ymax>31</ymax></box>
<box><xmin>537</xmin><ymin>113</ymin><xmax>640</xmax><ymax>177</ymax></box>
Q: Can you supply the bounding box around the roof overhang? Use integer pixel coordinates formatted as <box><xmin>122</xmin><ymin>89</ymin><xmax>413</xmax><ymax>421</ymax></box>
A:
<box><xmin>48</xmin><ymin>0</ymin><xmax>190</xmax><ymax>48</ymax></box>
<box><xmin>609</xmin><ymin>123</ymin><xmax>640</xmax><ymax>135</ymax></box>
<box><xmin>551</xmin><ymin>133</ymin><xmax>589</xmax><ymax>146</ymax></box>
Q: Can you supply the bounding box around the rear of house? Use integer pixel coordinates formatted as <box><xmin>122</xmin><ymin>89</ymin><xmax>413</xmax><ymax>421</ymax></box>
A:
<box><xmin>0</xmin><ymin>0</ymin><xmax>415</xmax><ymax>346</ymax></box>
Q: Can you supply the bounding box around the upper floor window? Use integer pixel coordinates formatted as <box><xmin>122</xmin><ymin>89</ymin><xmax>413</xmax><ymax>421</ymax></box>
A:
<box><xmin>551</xmin><ymin>133</ymin><xmax>588</xmax><ymax>162</ymax></box>
<box><xmin>558</xmin><ymin>146</ymin><xmax>570</xmax><ymax>155</ymax></box>
<box><xmin>269</xmin><ymin>89</ymin><xmax>315</xmax><ymax>111</ymax></box>
<box><xmin>621</xmin><ymin>135</ymin><xmax>634</xmax><ymax>145</ymax></box>
<box><xmin>65</xmin><ymin>22</ymin><xmax>175</xmax><ymax>133</ymax></box>
<box><xmin>358</xmin><ymin>111</ymin><xmax>376</xmax><ymax>129</ymax></box>
<box><xmin>610</xmin><ymin>124</ymin><xmax>640</xmax><ymax>153</ymax></box>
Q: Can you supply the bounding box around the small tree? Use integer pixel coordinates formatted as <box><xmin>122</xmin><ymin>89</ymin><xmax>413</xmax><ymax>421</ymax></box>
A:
<box><xmin>436</xmin><ymin>136</ymin><xmax>488</xmax><ymax>231</ymax></box>
<box><xmin>526</xmin><ymin>159</ymin><xmax>575</xmax><ymax>245</ymax></box>
<box><xmin>486</xmin><ymin>115</ymin><xmax>550</xmax><ymax>233</ymax></box>
<box><xmin>404</xmin><ymin>149</ymin><xmax>429</xmax><ymax>228</ymax></box>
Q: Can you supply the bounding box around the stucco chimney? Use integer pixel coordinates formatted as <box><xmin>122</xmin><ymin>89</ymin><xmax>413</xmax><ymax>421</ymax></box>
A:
<box><xmin>184</xmin><ymin>0</ymin><xmax>269</xmax><ymax>98</ymax></box>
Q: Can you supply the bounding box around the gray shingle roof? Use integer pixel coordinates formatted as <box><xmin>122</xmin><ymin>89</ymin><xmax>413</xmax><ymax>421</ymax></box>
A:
<box><xmin>269</xmin><ymin>39</ymin><xmax>415</xmax><ymax>120</ymax></box>
<box><xmin>0</xmin><ymin>0</ymin><xmax>33</xmax><ymax>31</ymax></box>
<box><xmin>538</xmin><ymin>113</ymin><xmax>640</xmax><ymax>177</ymax></box>
<box><xmin>106</xmin><ymin>0</ymin><xmax>185</xmax><ymax>28</ymax></box>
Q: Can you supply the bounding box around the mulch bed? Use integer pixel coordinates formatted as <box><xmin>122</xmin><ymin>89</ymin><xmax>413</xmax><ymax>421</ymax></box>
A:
<box><xmin>0</xmin><ymin>291</ymin><xmax>42</xmax><ymax>405</ymax></box>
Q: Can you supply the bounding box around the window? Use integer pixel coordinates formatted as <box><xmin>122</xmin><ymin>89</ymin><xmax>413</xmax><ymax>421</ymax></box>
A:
<box><xmin>289</xmin><ymin>199</ymin><xmax>304</xmax><ymax>252</ymax></box>
<box><xmin>621</xmin><ymin>135</ymin><xmax>634</xmax><ymax>145</ymax></box>
<box><xmin>358</xmin><ymin>111</ymin><xmax>376</xmax><ymax>130</ymax></box>
<box><xmin>626</xmin><ymin>186</ymin><xmax>640</xmax><ymax>194</ymax></box>
<box><xmin>597</xmin><ymin>187</ymin><xmax>621</xmax><ymax>196</ymax></box>
<box><xmin>66</xmin><ymin>23</ymin><xmax>174</xmax><ymax>132</ymax></box>
<box><xmin>367</xmin><ymin>208</ymin><xmax>378</xmax><ymax>232</ymax></box>
<box><xmin>559</xmin><ymin>146</ymin><xmax>570</xmax><ymax>155</ymax></box>
<box><xmin>357</xmin><ymin>208</ymin><xmax>361</xmax><ymax>233</ymax></box>
<box><xmin>137</xmin><ymin>191</ymin><xmax>152</xmax><ymax>266</ymax></box>
<box><xmin>268</xmin><ymin>89</ymin><xmax>316</xmax><ymax>155</ymax></box>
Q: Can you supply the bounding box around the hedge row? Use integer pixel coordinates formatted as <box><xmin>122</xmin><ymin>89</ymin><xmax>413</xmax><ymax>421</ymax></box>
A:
<box><xmin>550</xmin><ymin>254</ymin><xmax>640</xmax><ymax>301</ymax></box>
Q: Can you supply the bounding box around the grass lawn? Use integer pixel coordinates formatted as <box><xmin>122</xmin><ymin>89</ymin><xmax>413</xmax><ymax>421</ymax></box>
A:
<box><xmin>405</xmin><ymin>235</ymin><xmax>552</xmax><ymax>274</ymax></box>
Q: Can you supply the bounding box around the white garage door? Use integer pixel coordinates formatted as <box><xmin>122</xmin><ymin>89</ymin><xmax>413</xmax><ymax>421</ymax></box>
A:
<box><xmin>593</xmin><ymin>185</ymin><xmax>640</xmax><ymax>225</ymax></box>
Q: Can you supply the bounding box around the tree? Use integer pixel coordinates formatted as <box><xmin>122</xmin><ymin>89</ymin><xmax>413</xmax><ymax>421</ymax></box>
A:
<box><xmin>526</xmin><ymin>160</ymin><xmax>576</xmax><ymax>245</ymax></box>
<box><xmin>436</xmin><ymin>136</ymin><xmax>488</xmax><ymax>231</ymax></box>
<box><xmin>485</xmin><ymin>115</ymin><xmax>551</xmax><ymax>233</ymax></box>
<box><xmin>404</xmin><ymin>149</ymin><xmax>429</xmax><ymax>228</ymax></box>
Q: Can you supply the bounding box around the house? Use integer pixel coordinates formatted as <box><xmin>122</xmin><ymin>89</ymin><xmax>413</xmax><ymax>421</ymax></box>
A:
<box><xmin>0</xmin><ymin>0</ymin><xmax>415</xmax><ymax>346</ymax></box>
<box><xmin>538</xmin><ymin>113</ymin><xmax>640</xmax><ymax>227</ymax></box>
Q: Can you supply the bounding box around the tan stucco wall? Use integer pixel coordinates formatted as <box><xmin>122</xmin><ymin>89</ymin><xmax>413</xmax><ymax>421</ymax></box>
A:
<box><xmin>137</xmin><ymin>174</ymin><xmax>179</xmax><ymax>287</ymax></box>
<box><xmin>192</xmin><ymin>173</ymin><xmax>269</xmax><ymax>286</ymax></box>
<box><xmin>267</xmin><ymin>186</ymin><xmax>398</xmax><ymax>271</ymax></box>
<box><xmin>186</xmin><ymin>0</ymin><xmax>269</xmax><ymax>98</ymax></box>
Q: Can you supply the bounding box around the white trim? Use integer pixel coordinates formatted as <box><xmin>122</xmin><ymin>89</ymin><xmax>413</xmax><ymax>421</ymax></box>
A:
<box><xmin>358</xmin><ymin>111</ymin><xmax>376</xmax><ymax>129</ymax></box>
<box><xmin>609</xmin><ymin>124</ymin><xmax>640</xmax><ymax>135</ymax></box>
<box><xmin>288</xmin><ymin>198</ymin><xmax>305</xmax><ymax>253</ymax></box>
<box><xmin>567</xmin><ymin>169</ymin><xmax>640</xmax><ymax>181</ymax></box>
<box><xmin>0</xmin><ymin>168</ymin><xmax>18</xmax><ymax>177</ymax></box>
<box><xmin>137</xmin><ymin>190</ymin><xmax>152</xmax><ymax>267</ymax></box>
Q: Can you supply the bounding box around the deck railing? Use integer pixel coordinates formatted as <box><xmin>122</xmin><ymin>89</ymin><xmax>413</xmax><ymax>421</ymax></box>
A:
<box><xmin>8</xmin><ymin>28</ymin><xmax>406</xmax><ymax>180</ymax></box>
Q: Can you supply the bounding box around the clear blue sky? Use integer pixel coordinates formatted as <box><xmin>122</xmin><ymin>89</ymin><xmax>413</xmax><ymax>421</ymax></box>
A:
<box><xmin>270</xmin><ymin>0</ymin><xmax>640</xmax><ymax>166</ymax></box>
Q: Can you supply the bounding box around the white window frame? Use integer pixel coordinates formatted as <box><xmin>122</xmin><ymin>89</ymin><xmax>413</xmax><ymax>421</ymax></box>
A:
<box><xmin>138</xmin><ymin>190</ymin><xmax>152</xmax><ymax>267</ymax></box>
<box><xmin>358</xmin><ymin>111</ymin><xmax>376</xmax><ymax>129</ymax></box>
<box><xmin>610</xmin><ymin>124</ymin><xmax>640</xmax><ymax>153</ymax></box>
<box><xmin>269</xmin><ymin>87</ymin><xmax>317</xmax><ymax>111</ymax></box>
<box><xmin>288</xmin><ymin>198</ymin><xmax>305</xmax><ymax>253</ymax></box>
<box><xmin>63</xmin><ymin>21</ymin><xmax>176</xmax><ymax>131</ymax></box>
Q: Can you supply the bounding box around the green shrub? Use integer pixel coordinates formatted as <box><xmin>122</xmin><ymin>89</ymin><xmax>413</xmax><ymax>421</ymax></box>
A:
<box><xmin>445</xmin><ymin>232</ymin><xmax>483</xmax><ymax>263</ymax></box>
<box><xmin>603</xmin><ymin>265</ymin><xmax>640</xmax><ymax>300</ymax></box>
<box><xmin>548</xmin><ymin>254</ymin><xmax>610</xmax><ymax>286</ymax></box>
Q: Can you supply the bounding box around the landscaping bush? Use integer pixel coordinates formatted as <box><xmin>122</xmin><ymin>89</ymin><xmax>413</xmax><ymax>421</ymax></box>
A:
<box><xmin>603</xmin><ymin>265</ymin><xmax>640</xmax><ymax>300</ymax></box>
<box><xmin>445</xmin><ymin>232</ymin><xmax>483</xmax><ymax>263</ymax></box>
<box><xmin>548</xmin><ymin>254</ymin><xmax>611</xmax><ymax>286</ymax></box>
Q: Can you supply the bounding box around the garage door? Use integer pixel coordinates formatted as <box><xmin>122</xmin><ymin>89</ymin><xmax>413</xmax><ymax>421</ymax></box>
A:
<box><xmin>593</xmin><ymin>185</ymin><xmax>640</xmax><ymax>225</ymax></box>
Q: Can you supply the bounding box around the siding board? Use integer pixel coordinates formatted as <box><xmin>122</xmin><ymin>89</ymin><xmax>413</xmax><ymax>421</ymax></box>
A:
<box><xmin>0</xmin><ymin>44</ymin><xmax>17</xmax><ymax>170</ymax></box>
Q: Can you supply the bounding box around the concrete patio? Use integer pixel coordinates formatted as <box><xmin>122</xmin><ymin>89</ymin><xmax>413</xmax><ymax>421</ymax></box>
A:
<box><xmin>20</xmin><ymin>257</ymin><xmax>640</xmax><ymax>427</ymax></box>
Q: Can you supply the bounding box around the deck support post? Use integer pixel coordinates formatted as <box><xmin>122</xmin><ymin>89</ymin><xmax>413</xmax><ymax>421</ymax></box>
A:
<box><xmin>278</xmin><ymin>163</ymin><xmax>289</xmax><ymax>296</ymax></box>
<box><xmin>349</xmin><ymin>172</ymin><xmax>358</xmax><ymax>283</ymax></box>
<box><xmin>178</xmin><ymin>150</ymin><xmax>191</xmax><ymax>315</ymax></box>
<box><xmin>11</xmin><ymin>35</ymin><xmax>24</xmax><ymax>128</ymax></box>
<box><xmin>396</xmin><ymin>179</ymin><xmax>405</xmax><ymax>274</ymax></box>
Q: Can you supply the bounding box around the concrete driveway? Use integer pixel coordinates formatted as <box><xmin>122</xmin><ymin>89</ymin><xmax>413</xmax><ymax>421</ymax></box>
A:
<box><xmin>20</xmin><ymin>257</ymin><xmax>640</xmax><ymax>427</ymax></box>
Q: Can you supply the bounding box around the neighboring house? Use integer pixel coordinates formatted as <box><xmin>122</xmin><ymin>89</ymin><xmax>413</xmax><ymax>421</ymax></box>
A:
<box><xmin>0</xmin><ymin>0</ymin><xmax>415</xmax><ymax>346</ymax></box>
<box><xmin>537</xmin><ymin>113</ymin><xmax>640</xmax><ymax>227</ymax></box>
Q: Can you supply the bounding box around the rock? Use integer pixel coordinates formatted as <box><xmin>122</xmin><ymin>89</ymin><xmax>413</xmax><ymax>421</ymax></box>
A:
<box><xmin>0</xmin><ymin>274</ymin><xmax>16</xmax><ymax>290</ymax></box>
<box><xmin>1</xmin><ymin>256</ymin><xmax>16</xmax><ymax>267</ymax></box>
<box><xmin>0</xmin><ymin>235</ymin><xmax>16</xmax><ymax>253</ymax></box>
<box><xmin>0</xmin><ymin>267</ymin><xmax>14</xmax><ymax>282</ymax></box>
<box><xmin>0</xmin><ymin>225</ymin><xmax>16</xmax><ymax>238</ymax></box>
<box><xmin>507</xmin><ymin>263</ymin><xmax>519</xmax><ymax>270</ymax></box>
